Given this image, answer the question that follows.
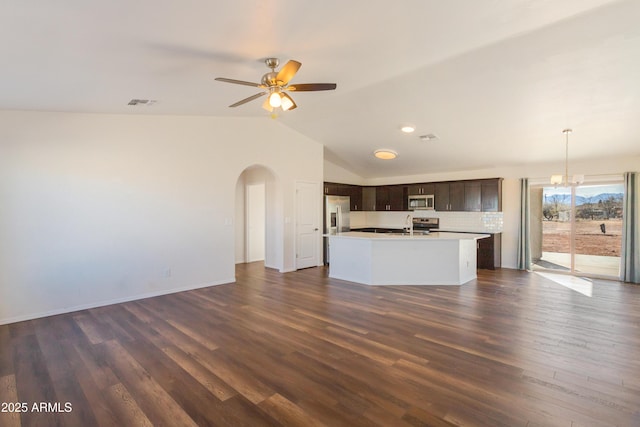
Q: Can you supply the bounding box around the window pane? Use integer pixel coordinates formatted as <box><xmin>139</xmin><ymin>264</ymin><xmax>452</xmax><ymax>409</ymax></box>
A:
<box><xmin>574</xmin><ymin>184</ymin><xmax>623</xmax><ymax>277</ymax></box>
<box><xmin>533</xmin><ymin>186</ymin><xmax>572</xmax><ymax>272</ymax></box>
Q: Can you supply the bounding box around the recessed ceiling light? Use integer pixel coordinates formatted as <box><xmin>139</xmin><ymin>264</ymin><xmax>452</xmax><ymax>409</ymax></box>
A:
<box><xmin>374</xmin><ymin>149</ymin><xmax>398</xmax><ymax>160</ymax></box>
<box><xmin>400</xmin><ymin>125</ymin><xmax>415</xmax><ymax>133</ymax></box>
<box><xmin>419</xmin><ymin>134</ymin><xmax>438</xmax><ymax>141</ymax></box>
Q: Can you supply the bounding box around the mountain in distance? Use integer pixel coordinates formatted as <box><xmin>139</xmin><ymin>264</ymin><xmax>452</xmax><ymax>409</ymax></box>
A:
<box><xmin>543</xmin><ymin>192</ymin><xmax>623</xmax><ymax>206</ymax></box>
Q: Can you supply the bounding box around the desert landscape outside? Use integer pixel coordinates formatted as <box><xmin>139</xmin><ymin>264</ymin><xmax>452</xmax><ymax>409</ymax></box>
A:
<box><xmin>534</xmin><ymin>183</ymin><xmax>624</xmax><ymax>278</ymax></box>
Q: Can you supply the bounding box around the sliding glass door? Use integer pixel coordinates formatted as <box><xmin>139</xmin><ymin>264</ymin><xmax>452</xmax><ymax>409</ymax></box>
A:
<box><xmin>573</xmin><ymin>184</ymin><xmax>623</xmax><ymax>276</ymax></box>
<box><xmin>531</xmin><ymin>181</ymin><xmax>624</xmax><ymax>279</ymax></box>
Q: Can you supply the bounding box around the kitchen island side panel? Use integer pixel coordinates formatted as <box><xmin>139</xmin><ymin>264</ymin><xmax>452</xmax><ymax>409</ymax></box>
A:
<box><xmin>370</xmin><ymin>239</ymin><xmax>461</xmax><ymax>285</ymax></box>
<box><xmin>328</xmin><ymin>237</ymin><xmax>373</xmax><ymax>284</ymax></box>
<box><xmin>458</xmin><ymin>238</ymin><xmax>479</xmax><ymax>284</ymax></box>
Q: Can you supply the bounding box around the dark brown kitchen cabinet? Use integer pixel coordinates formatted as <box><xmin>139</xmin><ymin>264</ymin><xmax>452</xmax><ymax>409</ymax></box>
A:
<box><xmin>362</xmin><ymin>187</ymin><xmax>376</xmax><ymax>211</ymax></box>
<box><xmin>437</xmin><ymin>182</ymin><xmax>465</xmax><ymax>211</ymax></box>
<box><xmin>477</xmin><ymin>233</ymin><xmax>501</xmax><ymax>269</ymax></box>
<box><xmin>390</xmin><ymin>185</ymin><xmax>407</xmax><ymax>210</ymax></box>
<box><xmin>449</xmin><ymin>182</ymin><xmax>465</xmax><ymax>211</ymax></box>
<box><xmin>323</xmin><ymin>182</ymin><xmax>339</xmax><ymax>195</ymax></box>
<box><xmin>464</xmin><ymin>181</ymin><xmax>482</xmax><ymax>212</ymax></box>
<box><xmin>323</xmin><ymin>182</ymin><xmax>364</xmax><ymax>210</ymax></box>
<box><xmin>326</xmin><ymin>178</ymin><xmax>502</xmax><ymax>212</ymax></box>
<box><xmin>481</xmin><ymin>179</ymin><xmax>502</xmax><ymax>212</ymax></box>
<box><xmin>434</xmin><ymin>183</ymin><xmax>450</xmax><ymax>211</ymax></box>
<box><xmin>435</xmin><ymin>179</ymin><xmax>501</xmax><ymax>212</ymax></box>
<box><xmin>407</xmin><ymin>183</ymin><xmax>435</xmax><ymax>196</ymax></box>
<box><xmin>375</xmin><ymin>187</ymin><xmax>388</xmax><ymax>211</ymax></box>
<box><xmin>349</xmin><ymin>185</ymin><xmax>363</xmax><ymax>211</ymax></box>
<box><xmin>337</xmin><ymin>184</ymin><xmax>352</xmax><ymax>197</ymax></box>
<box><xmin>375</xmin><ymin>185</ymin><xmax>406</xmax><ymax>211</ymax></box>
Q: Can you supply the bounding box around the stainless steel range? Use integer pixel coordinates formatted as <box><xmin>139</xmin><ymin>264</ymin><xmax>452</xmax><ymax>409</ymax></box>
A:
<box><xmin>412</xmin><ymin>217</ymin><xmax>439</xmax><ymax>233</ymax></box>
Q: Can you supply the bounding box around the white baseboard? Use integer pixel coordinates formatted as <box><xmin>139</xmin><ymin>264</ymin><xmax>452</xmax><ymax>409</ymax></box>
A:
<box><xmin>0</xmin><ymin>277</ymin><xmax>235</xmax><ymax>326</ymax></box>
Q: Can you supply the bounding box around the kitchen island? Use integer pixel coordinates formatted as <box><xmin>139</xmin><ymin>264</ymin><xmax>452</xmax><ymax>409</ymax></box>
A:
<box><xmin>327</xmin><ymin>231</ymin><xmax>489</xmax><ymax>286</ymax></box>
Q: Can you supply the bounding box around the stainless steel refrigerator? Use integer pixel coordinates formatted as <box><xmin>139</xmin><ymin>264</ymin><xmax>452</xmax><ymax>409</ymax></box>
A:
<box><xmin>324</xmin><ymin>195</ymin><xmax>350</xmax><ymax>264</ymax></box>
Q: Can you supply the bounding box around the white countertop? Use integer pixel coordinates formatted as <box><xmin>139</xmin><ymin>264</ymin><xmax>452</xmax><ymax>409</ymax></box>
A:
<box><xmin>433</xmin><ymin>228</ymin><xmax>501</xmax><ymax>234</ymax></box>
<box><xmin>327</xmin><ymin>231</ymin><xmax>489</xmax><ymax>241</ymax></box>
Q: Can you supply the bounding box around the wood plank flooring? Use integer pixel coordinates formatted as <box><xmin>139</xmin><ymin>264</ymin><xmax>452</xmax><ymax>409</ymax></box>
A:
<box><xmin>1</xmin><ymin>264</ymin><xmax>640</xmax><ymax>426</ymax></box>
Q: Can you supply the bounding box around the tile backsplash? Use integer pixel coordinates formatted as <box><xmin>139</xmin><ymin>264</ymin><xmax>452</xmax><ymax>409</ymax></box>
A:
<box><xmin>428</xmin><ymin>211</ymin><xmax>504</xmax><ymax>233</ymax></box>
<box><xmin>351</xmin><ymin>210</ymin><xmax>503</xmax><ymax>233</ymax></box>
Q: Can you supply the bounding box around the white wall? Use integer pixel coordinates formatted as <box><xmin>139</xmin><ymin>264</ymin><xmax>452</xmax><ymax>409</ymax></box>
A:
<box><xmin>0</xmin><ymin>110</ymin><xmax>323</xmax><ymax>324</ymax></box>
<box><xmin>323</xmin><ymin>160</ymin><xmax>366</xmax><ymax>185</ymax></box>
<box><xmin>326</xmin><ymin>155</ymin><xmax>640</xmax><ymax>270</ymax></box>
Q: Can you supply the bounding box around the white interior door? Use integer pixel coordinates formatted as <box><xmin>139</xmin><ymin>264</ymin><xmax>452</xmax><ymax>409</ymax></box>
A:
<box><xmin>246</xmin><ymin>183</ymin><xmax>265</xmax><ymax>262</ymax></box>
<box><xmin>296</xmin><ymin>181</ymin><xmax>320</xmax><ymax>269</ymax></box>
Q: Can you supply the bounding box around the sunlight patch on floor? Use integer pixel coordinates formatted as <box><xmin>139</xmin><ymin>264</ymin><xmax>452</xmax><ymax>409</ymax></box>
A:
<box><xmin>536</xmin><ymin>272</ymin><xmax>593</xmax><ymax>297</ymax></box>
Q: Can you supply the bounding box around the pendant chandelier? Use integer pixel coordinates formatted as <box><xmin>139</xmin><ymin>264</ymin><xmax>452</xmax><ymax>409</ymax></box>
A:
<box><xmin>550</xmin><ymin>128</ymin><xmax>584</xmax><ymax>186</ymax></box>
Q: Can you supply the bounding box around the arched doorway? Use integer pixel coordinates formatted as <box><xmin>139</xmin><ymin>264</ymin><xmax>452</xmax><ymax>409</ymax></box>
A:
<box><xmin>235</xmin><ymin>165</ymin><xmax>279</xmax><ymax>269</ymax></box>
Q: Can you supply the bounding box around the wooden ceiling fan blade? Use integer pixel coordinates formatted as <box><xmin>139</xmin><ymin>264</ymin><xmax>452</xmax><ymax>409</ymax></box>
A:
<box><xmin>229</xmin><ymin>92</ymin><xmax>266</xmax><ymax>107</ymax></box>
<box><xmin>286</xmin><ymin>83</ymin><xmax>337</xmax><ymax>91</ymax></box>
<box><xmin>215</xmin><ymin>77</ymin><xmax>264</xmax><ymax>88</ymax></box>
<box><xmin>276</xmin><ymin>60</ymin><xmax>301</xmax><ymax>85</ymax></box>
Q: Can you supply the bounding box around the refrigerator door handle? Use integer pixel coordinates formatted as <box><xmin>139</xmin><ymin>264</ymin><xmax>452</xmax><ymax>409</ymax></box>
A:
<box><xmin>336</xmin><ymin>205</ymin><xmax>342</xmax><ymax>233</ymax></box>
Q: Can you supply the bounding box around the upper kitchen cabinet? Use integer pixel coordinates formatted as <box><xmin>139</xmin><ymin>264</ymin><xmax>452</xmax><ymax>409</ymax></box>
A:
<box><xmin>481</xmin><ymin>178</ymin><xmax>502</xmax><ymax>212</ymax></box>
<box><xmin>464</xmin><ymin>181</ymin><xmax>482</xmax><ymax>212</ymax></box>
<box><xmin>434</xmin><ymin>182</ymin><xmax>450</xmax><ymax>211</ymax></box>
<box><xmin>324</xmin><ymin>182</ymin><xmax>353</xmax><ymax>196</ymax></box>
<box><xmin>348</xmin><ymin>185</ymin><xmax>363</xmax><ymax>211</ymax></box>
<box><xmin>435</xmin><ymin>179</ymin><xmax>502</xmax><ymax>212</ymax></box>
<box><xmin>323</xmin><ymin>182</ymin><xmax>339</xmax><ymax>195</ymax></box>
<box><xmin>449</xmin><ymin>182</ymin><xmax>465</xmax><ymax>211</ymax></box>
<box><xmin>375</xmin><ymin>185</ymin><xmax>407</xmax><ymax>211</ymax></box>
<box><xmin>326</xmin><ymin>178</ymin><xmax>502</xmax><ymax>212</ymax></box>
<box><xmin>362</xmin><ymin>187</ymin><xmax>376</xmax><ymax>211</ymax></box>
<box><xmin>407</xmin><ymin>183</ymin><xmax>435</xmax><ymax>196</ymax></box>
<box><xmin>323</xmin><ymin>182</ymin><xmax>364</xmax><ymax>211</ymax></box>
<box><xmin>435</xmin><ymin>182</ymin><xmax>464</xmax><ymax>211</ymax></box>
<box><xmin>390</xmin><ymin>185</ymin><xmax>408</xmax><ymax>210</ymax></box>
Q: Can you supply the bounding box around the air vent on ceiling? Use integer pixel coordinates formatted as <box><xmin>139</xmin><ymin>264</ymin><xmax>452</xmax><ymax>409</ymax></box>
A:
<box><xmin>419</xmin><ymin>134</ymin><xmax>438</xmax><ymax>141</ymax></box>
<box><xmin>127</xmin><ymin>99</ymin><xmax>158</xmax><ymax>106</ymax></box>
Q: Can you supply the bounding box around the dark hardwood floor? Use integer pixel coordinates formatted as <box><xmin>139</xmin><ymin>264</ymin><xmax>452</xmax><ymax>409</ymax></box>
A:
<box><xmin>1</xmin><ymin>264</ymin><xmax>639</xmax><ymax>426</ymax></box>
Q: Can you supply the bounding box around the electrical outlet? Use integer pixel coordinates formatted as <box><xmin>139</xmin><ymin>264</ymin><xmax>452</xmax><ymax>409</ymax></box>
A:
<box><xmin>164</xmin><ymin>268</ymin><xmax>172</xmax><ymax>278</ymax></box>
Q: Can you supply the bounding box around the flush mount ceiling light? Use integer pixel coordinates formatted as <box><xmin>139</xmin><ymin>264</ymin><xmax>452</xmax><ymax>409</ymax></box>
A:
<box><xmin>550</xmin><ymin>129</ymin><xmax>584</xmax><ymax>186</ymax></box>
<box><xmin>400</xmin><ymin>125</ymin><xmax>415</xmax><ymax>133</ymax></box>
<box><xmin>374</xmin><ymin>149</ymin><xmax>398</xmax><ymax>160</ymax></box>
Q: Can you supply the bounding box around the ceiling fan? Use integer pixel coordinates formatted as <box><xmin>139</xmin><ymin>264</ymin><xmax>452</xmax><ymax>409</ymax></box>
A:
<box><xmin>215</xmin><ymin>58</ymin><xmax>337</xmax><ymax>112</ymax></box>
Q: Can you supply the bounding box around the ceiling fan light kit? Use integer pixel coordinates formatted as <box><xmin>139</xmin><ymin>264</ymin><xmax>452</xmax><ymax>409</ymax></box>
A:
<box><xmin>280</xmin><ymin>93</ymin><xmax>296</xmax><ymax>111</ymax></box>
<box><xmin>269</xmin><ymin>90</ymin><xmax>282</xmax><ymax>108</ymax></box>
<box><xmin>215</xmin><ymin>57</ymin><xmax>336</xmax><ymax>114</ymax></box>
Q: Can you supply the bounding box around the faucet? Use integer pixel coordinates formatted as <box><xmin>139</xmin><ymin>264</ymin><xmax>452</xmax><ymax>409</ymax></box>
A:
<box><xmin>405</xmin><ymin>214</ymin><xmax>414</xmax><ymax>236</ymax></box>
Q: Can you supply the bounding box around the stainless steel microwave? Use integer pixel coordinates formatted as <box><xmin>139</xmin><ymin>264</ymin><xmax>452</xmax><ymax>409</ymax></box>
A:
<box><xmin>408</xmin><ymin>194</ymin><xmax>434</xmax><ymax>210</ymax></box>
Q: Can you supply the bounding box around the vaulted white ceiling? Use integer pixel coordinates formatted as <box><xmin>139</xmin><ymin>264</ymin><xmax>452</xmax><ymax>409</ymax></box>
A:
<box><xmin>1</xmin><ymin>0</ymin><xmax>639</xmax><ymax>178</ymax></box>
